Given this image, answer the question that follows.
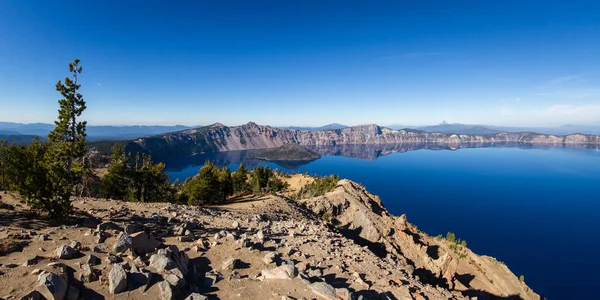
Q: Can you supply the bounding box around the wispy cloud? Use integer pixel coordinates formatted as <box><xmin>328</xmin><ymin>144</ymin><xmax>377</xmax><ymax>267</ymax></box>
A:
<box><xmin>380</xmin><ymin>52</ymin><xmax>449</xmax><ymax>60</ymax></box>
<box><xmin>545</xmin><ymin>74</ymin><xmax>586</xmax><ymax>85</ymax></box>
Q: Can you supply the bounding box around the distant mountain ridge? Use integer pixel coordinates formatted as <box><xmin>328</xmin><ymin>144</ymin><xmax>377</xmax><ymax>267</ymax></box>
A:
<box><xmin>110</xmin><ymin>122</ymin><xmax>600</xmax><ymax>163</ymax></box>
<box><xmin>0</xmin><ymin>122</ymin><xmax>195</xmax><ymax>142</ymax></box>
<box><xmin>279</xmin><ymin>123</ymin><xmax>348</xmax><ymax>131</ymax></box>
<box><xmin>387</xmin><ymin>122</ymin><xmax>600</xmax><ymax>135</ymax></box>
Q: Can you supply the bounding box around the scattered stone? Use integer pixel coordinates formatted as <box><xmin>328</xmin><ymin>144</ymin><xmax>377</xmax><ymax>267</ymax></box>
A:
<box><xmin>70</xmin><ymin>240</ymin><xmax>81</xmax><ymax>249</ymax></box>
<box><xmin>22</xmin><ymin>255</ymin><xmax>42</xmax><ymax>267</ymax></box>
<box><xmin>113</xmin><ymin>233</ymin><xmax>132</xmax><ymax>252</ymax></box>
<box><xmin>31</xmin><ymin>268</ymin><xmax>42</xmax><ymax>275</ymax></box>
<box><xmin>256</xmin><ymin>230</ymin><xmax>265</xmax><ymax>241</ymax></box>
<box><xmin>158</xmin><ymin>280</ymin><xmax>174</xmax><ymax>300</ymax></box>
<box><xmin>105</xmin><ymin>254</ymin><xmax>119</xmax><ymax>264</ymax></box>
<box><xmin>263</xmin><ymin>251</ymin><xmax>277</xmax><ymax>264</ymax></box>
<box><xmin>149</xmin><ymin>251</ymin><xmax>177</xmax><ymax>272</ymax></box>
<box><xmin>232</xmin><ymin>221</ymin><xmax>240</xmax><ymax>230</ymax></box>
<box><xmin>39</xmin><ymin>234</ymin><xmax>49</xmax><ymax>241</ymax></box>
<box><xmin>184</xmin><ymin>293</ymin><xmax>209</xmax><ymax>300</ymax></box>
<box><xmin>86</xmin><ymin>254</ymin><xmax>100</xmax><ymax>266</ymax></box>
<box><xmin>108</xmin><ymin>264</ymin><xmax>128</xmax><ymax>294</ymax></box>
<box><xmin>97</xmin><ymin>221</ymin><xmax>121</xmax><ymax>231</ymax></box>
<box><xmin>221</xmin><ymin>258</ymin><xmax>239</xmax><ymax>270</ymax></box>
<box><xmin>125</xmin><ymin>223</ymin><xmax>143</xmax><ymax>234</ymax></box>
<box><xmin>260</xmin><ymin>264</ymin><xmax>297</xmax><ymax>280</ymax></box>
<box><xmin>178</xmin><ymin>230</ymin><xmax>195</xmax><ymax>242</ymax></box>
<box><xmin>310</xmin><ymin>282</ymin><xmax>337</xmax><ymax>300</ymax></box>
<box><xmin>204</xmin><ymin>271</ymin><xmax>219</xmax><ymax>287</ymax></box>
<box><xmin>79</xmin><ymin>263</ymin><xmax>98</xmax><ymax>283</ymax></box>
<box><xmin>56</xmin><ymin>245</ymin><xmax>77</xmax><ymax>259</ymax></box>
<box><xmin>309</xmin><ymin>268</ymin><xmax>323</xmax><ymax>278</ymax></box>
<box><xmin>166</xmin><ymin>273</ymin><xmax>185</xmax><ymax>290</ymax></box>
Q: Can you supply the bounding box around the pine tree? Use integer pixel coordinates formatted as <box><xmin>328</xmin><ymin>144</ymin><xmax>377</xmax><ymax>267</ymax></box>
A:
<box><xmin>101</xmin><ymin>144</ymin><xmax>130</xmax><ymax>200</ymax></box>
<box><xmin>40</xmin><ymin>58</ymin><xmax>87</xmax><ymax>218</ymax></box>
<box><xmin>232</xmin><ymin>163</ymin><xmax>249</xmax><ymax>193</ymax></box>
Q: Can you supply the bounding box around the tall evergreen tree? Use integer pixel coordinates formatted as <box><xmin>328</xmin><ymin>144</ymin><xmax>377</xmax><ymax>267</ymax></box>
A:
<box><xmin>27</xmin><ymin>58</ymin><xmax>88</xmax><ymax>218</ymax></box>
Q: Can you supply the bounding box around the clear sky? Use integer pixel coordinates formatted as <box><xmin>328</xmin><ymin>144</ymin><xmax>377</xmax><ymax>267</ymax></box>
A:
<box><xmin>1</xmin><ymin>0</ymin><xmax>599</xmax><ymax>127</ymax></box>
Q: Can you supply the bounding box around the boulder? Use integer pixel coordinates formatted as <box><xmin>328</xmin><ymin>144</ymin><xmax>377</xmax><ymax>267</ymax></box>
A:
<box><xmin>130</xmin><ymin>231</ymin><xmax>160</xmax><ymax>254</ymax></box>
<box><xmin>36</xmin><ymin>272</ymin><xmax>68</xmax><ymax>300</ymax></box>
<box><xmin>108</xmin><ymin>264</ymin><xmax>128</xmax><ymax>294</ymax></box>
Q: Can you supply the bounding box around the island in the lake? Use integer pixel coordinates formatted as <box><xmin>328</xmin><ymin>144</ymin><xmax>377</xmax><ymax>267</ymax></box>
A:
<box><xmin>249</xmin><ymin>143</ymin><xmax>321</xmax><ymax>161</ymax></box>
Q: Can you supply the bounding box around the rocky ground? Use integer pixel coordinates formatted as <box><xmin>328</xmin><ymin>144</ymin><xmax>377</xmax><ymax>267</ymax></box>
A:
<box><xmin>0</xmin><ymin>175</ymin><xmax>539</xmax><ymax>300</ymax></box>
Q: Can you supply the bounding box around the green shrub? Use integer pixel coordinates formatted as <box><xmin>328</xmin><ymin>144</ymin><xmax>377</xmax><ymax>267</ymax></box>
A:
<box><xmin>296</xmin><ymin>174</ymin><xmax>339</xmax><ymax>199</ymax></box>
<box><xmin>446</xmin><ymin>232</ymin><xmax>456</xmax><ymax>243</ymax></box>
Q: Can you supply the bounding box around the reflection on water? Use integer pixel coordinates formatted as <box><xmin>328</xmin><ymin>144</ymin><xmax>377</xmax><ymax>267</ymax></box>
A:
<box><xmin>164</xmin><ymin>142</ymin><xmax>600</xmax><ymax>173</ymax></box>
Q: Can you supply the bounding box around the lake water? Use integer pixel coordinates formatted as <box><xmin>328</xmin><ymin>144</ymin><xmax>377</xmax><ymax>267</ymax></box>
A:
<box><xmin>166</xmin><ymin>144</ymin><xmax>600</xmax><ymax>299</ymax></box>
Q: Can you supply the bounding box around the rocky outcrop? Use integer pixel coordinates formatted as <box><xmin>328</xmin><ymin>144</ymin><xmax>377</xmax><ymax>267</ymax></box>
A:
<box><xmin>301</xmin><ymin>180</ymin><xmax>540</xmax><ymax>300</ymax></box>
<box><xmin>124</xmin><ymin>122</ymin><xmax>600</xmax><ymax>162</ymax></box>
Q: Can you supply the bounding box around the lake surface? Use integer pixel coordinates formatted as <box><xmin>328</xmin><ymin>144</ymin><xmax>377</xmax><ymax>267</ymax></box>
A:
<box><xmin>166</xmin><ymin>144</ymin><xmax>600</xmax><ymax>299</ymax></box>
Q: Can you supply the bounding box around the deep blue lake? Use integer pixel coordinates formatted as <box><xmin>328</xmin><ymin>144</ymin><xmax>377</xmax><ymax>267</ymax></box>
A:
<box><xmin>166</xmin><ymin>145</ymin><xmax>600</xmax><ymax>299</ymax></box>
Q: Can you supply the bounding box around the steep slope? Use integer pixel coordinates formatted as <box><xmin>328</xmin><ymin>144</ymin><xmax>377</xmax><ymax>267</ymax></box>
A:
<box><xmin>300</xmin><ymin>180</ymin><xmax>541</xmax><ymax>300</ymax></box>
<box><xmin>124</xmin><ymin>122</ymin><xmax>600</xmax><ymax>162</ymax></box>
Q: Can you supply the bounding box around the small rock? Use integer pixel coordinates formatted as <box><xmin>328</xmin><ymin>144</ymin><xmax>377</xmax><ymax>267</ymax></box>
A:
<box><xmin>56</xmin><ymin>245</ymin><xmax>77</xmax><ymax>259</ymax></box>
<box><xmin>232</xmin><ymin>221</ymin><xmax>240</xmax><ymax>230</ymax></box>
<box><xmin>260</xmin><ymin>264</ymin><xmax>297</xmax><ymax>280</ymax></box>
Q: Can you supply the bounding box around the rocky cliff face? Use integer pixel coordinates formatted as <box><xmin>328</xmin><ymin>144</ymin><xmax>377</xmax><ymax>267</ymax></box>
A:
<box><xmin>300</xmin><ymin>180</ymin><xmax>541</xmax><ymax>300</ymax></box>
<box><xmin>128</xmin><ymin>122</ymin><xmax>600</xmax><ymax>161</ymax></box>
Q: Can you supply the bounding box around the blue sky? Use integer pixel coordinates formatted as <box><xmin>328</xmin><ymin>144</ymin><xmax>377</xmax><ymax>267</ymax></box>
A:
<box><xmin>1</xmin><ymin>0</ymin><xmax>600</xmax><ymax>127</ymax></box>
